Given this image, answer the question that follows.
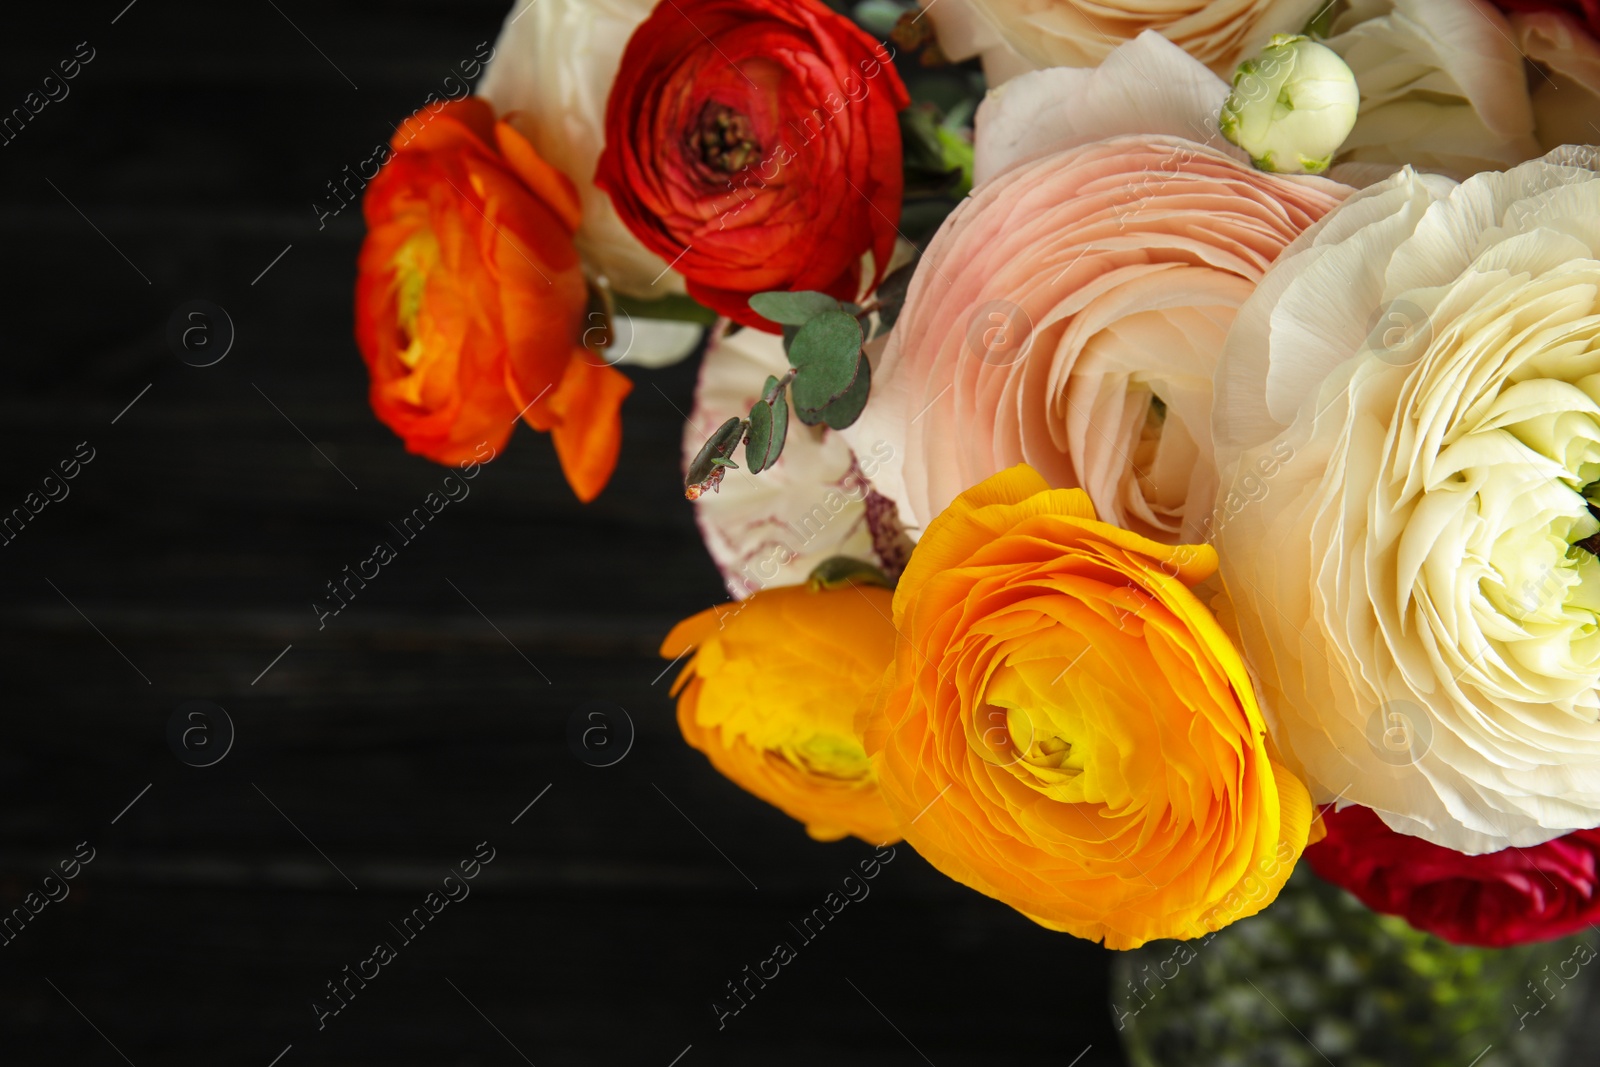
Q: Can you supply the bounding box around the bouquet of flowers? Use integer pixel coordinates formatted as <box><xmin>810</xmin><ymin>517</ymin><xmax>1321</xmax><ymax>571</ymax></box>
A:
<box><xmin>351</xmin><ymin>0</ymin><xmax>1600</xmax><ymax>997</ymax></box>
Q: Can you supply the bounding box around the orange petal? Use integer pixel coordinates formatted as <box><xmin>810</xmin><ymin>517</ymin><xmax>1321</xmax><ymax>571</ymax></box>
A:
<box><xmin>533</xmin><ymin>352</ymin><xmax>632</xmax><ymax>503</ymax></box>
<box><xmin>660</xmin><ymin>604</ymin><xmax>729</xmax><ymax>661</ymax></box>
<box><xmin>393</xmin><ymin>97</ymin><xmax>496</xmax><ymax>155</ymax></box>
<box><xmin>495</xmin><ymin>115</ymin><xmax>583</xmax><ymax>236</ymax></box>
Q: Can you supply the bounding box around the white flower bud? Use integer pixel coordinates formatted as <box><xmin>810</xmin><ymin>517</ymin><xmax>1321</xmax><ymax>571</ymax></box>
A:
<box><xmin>1220</xmin><ymin>34</ymin><xmax>1359</xmax><ymax>175</ymax></box>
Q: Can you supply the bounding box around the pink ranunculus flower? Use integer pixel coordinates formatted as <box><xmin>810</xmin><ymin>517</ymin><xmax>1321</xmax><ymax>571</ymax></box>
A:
<box><xmin>846</xmin><ymin>33</ymin><xmax>1350</xmax><ymax>545</ymax></box>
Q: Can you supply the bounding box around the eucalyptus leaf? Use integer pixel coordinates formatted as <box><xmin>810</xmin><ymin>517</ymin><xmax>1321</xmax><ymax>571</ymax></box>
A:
<box><xmin>685</xmin><ymin>416</ymin><xmax>747</xmax><ymax>491</ymax></box>
<box><xmin>749</xmin><ymin>291</ymin><xmax>843</xmax><ymax>326</ymax></box>
<box><xmin>819</xmin><ymin>355</ymin><xmax>871</xmax><ymax>430</ymax></box>
<box><xmin>873</xmin><ymin>260</ymin><xmax>917</xmax><ymax>334</ymax></box>
<box><xmin>788</xmin><ymin>311</ymin><xmax>863</xmax><ymax>413</ymax></box>
<box><xmin>746</xmin><ymin>377</ymin><xmax>790</xmax><ymax>474</ymax></box>
<box><xmin>794</xmin><ymin>400</ymin><xmax>827</xmax><ymax>427</ymax></box>
<box><xmin>747</xmin><ymin>402</ymin><xmax>773</xmax><ymax>473</ymax></box>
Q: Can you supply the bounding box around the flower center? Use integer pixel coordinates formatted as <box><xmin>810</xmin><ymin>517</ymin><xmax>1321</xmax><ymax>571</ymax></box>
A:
<box><xmin>1408</xmin><ymin>314</ymin><xmax>1600</xmax><ymax>690</ymax></box>
<box><xmin>1476</xmin><ymin>384</ymin><xmax>1600</xmax><ymax>630</ymax></box>
<box><xmin>389</xmin><ymin>227</ymin><xmax>439</xmax><ymax>368</ymax></box>
<box><xmin>1001</xmin><ymin>705</ymin><xmax>1081</xmax><ymax>780</ymax></box>
<box><xmin>974</xmin><ymin>653</ymin><xmax>1098</xmax><ymax>800</ymax></box>
<box><xmin>1577</xmin><ymin>496</ymin><xmax>1600</xmax><ymax>558</ymax></box>
<box><xmin>788</xmin><ymin>732</ymin><xmax>871</xmax><ymax>781</ymax></box>
<box><xmin>693</xmin><ymin>103</ymin><xmax>761</xmax><ymax>174</ymax></box>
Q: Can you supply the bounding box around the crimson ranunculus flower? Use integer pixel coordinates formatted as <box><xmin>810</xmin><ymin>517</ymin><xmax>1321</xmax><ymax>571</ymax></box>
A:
<box><xmin>1306</xmin><ymin>806</ymin><xmax>1600</xmax><ymax>947</ymax></box>
<box><xmin>594</xmin><ymin>0</ymin><xmax>909</xmax><ymax>329</ymax></box>
<box><xmin>1492</xmin><ymin>0</ymin><xmax>1600</xmax><ymax>37</ymax></box>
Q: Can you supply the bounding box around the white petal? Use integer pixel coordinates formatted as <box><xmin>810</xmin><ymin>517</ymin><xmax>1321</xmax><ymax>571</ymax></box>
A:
<box><xmin>480</xmin><ymin>0</ymin><xmax>683</xmax><ymax>298</ymax></box>
<box><xmin>973</xmin><ymin>32</ymin><xmax>1243</xmax><ymax>188</ymax></box>
<box><xmin>608</xmin><ymin>317</ymin><xmax>704</xmax><ymax>369</ymax></box>
<box><xmin>1325</xmin><ymin>0</ymin><xmax>1540</xmax><ymax>178</ymax></box>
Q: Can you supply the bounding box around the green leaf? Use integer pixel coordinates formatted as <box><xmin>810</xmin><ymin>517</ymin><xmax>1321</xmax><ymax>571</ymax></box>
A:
<box><xmin>941</xmin><ymin>97</ymin><xmax>976</xmax><ymax>133</ymax></box>
<box><xmin>795</xmin><ymin>355</ymin><xmax>871</xmax><ymax>428</ymax></box>
<box><xmin>745</xmin><ymin>376</ymin><xmax>789</xmax><ymax>474</ymax></box>
<box><xmin>788</xmin><ymin>311</ymin><xmax>863</xmax><ymax>413</ymax></box>
<box><xmin>612</xmin><ymin>290</ymin><xmax>718</xmax><ymax>326</ymax></box>
<box><xmin>685</xmin><ymin>416</ymin><xmax>747</xmax><ymax>492</ymax></box>
<box><xmin>759</xmin><ymin>374</ymin><xmax>787</xmax><ymax>405</ymax></box>
<box><xmin>900</xmin><ymin>105</ymin><xmax>951</xmax><ymax>173</ymax></box>
<box><xmin>933</xmin><ymin>124</ymin><xmax>975</xmax><ymax>200</ymax></box>
<box><xmin>852</xmin><ymin>0</ymin><xmax>907</xmax><ymax>36</ymax></box>
<box><xmin>807</xmin><ymin>556</ymin><xmax>893</xmax><ymax>592</ymax></box>
<box><xmin>746</xmin><ymin>401</ymin><xmax>774</xmax><ymax>474</ymax></box>
<box><xmin>795</xmin><ymin>401</ymin><xmax>826</xmax><ymax>427</ymax></box>
<box><xmin>819</xmin><ymin>355</ymin><xmax>871</xmax><ymax>430</ymax></box>
<box><xmin>901</xmin><ymin>104</ymin><xmax>974</xmax><ymax>202</ymax></box>
<box><xmin>749</xmin><ymin>291</ymin><xmax>844</xmax><ymax>326</ymax></box>
<box><xmin>1302</xmin><ymin>2</ymin><xmax>1337</xmax><ymax>37</ymax></box>
<box><xmin>872</xmin><ymin>260</ymin><xmax>917</xmax><ymax>334</ymax></box>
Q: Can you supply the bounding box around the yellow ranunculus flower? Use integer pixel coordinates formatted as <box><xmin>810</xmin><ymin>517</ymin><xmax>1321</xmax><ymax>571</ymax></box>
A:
<box><xmin>661</xmin><ymin>583</ymin><xmax>901</xmax><ymax>844</ymax></box>
<box><xmin>863</xmin><ymin>465</ymin><xmax>1313</xmax><ymax>948</ymax></box>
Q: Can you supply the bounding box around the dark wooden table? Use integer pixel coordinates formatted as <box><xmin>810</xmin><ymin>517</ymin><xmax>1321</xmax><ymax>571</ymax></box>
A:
<box><xmin>0</xmin><ymin>2</ymin><xmax>1121</xmax><ymax>1063</ymax></box>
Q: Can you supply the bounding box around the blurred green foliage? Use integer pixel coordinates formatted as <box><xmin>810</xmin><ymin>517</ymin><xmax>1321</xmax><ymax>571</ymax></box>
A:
<box><xmin>1114</xmin><ymin>868</ymin><xmax>1595</xmax><ymax>1067</ymax></box>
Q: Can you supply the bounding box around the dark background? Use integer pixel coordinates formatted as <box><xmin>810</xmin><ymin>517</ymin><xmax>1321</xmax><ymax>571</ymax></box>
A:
<box><xmin>0</xmin><ymin>2</ymin><xmax>1121</xmax><ymax>1063</ymax></box>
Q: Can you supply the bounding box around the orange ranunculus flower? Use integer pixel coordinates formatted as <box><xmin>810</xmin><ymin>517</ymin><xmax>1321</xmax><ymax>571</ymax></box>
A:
<box><xmin>356</xmin><ymin>96</ymin><xmax>631</xmax><ymax>501</ymax></box>
<box><xmin>661</xmin><ymin>583</ymin><xmax>902</xmax><ymax>844</ymax></box>
<box><xmin>864</xmin><ymin>465</ymin><xmax>1312</xmax><ymax>948</ymax></box>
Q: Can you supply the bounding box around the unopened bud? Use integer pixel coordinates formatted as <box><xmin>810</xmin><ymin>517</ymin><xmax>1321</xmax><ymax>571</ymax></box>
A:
<box><xmin>1221</xmin><ymin>34</ymin><xmax>1359</xmax><ymax>175</ymax></box>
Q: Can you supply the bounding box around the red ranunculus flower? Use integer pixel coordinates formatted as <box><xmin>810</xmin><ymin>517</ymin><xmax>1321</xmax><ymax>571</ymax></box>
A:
<box><xmin>594</xmin><ymin>0</ymin><xmax>909</xmax><ymax>329</ymax></box>
<box><xmin>1491</xmin><ymin>0</ymin><xmax>1600</xmax><ymax>37</ymax></box>
<box><xmin>1306</xmin><ymin>805</ymin><xmax>1600</xmax><ymax>947</ymax></box>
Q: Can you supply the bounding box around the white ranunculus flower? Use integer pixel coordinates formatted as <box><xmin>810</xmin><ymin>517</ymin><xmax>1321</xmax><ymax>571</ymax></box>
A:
<box><xmin>684</xmin><ymin>324</ymin><xmax>911</xmax><ymax>599</ymax></box>
<box><xmin>1323</xmin><ymin>0</ymin><xmax>1541</xmax><ymax>179</ymax></box>
<box><xmin>1511</xmin><ymin>9</ymin><xmax>1600</xmax><ymax>153</ymax></box>
<box><xmin>1213</xmin><ymin>147</ymin><xmax>1600</xmax><ymax>854</ymax></box>
<box><xmin>479</xmin><ymin>0</ymin><xmax>681</xmax><ymax>301</ymax></box>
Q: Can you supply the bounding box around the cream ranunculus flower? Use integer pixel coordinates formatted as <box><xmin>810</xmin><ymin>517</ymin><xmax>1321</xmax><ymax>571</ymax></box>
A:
<box><xmin>846</xmin><ymin>33</ymin><xmax>1348</xmax><ymax>545</ymax></box>
<box><xmin>1323</xmin><ymin>0</ymin><xmax>1541</xmax><ymax>179</ymax></box>
<box><xmin>479</xmin><ymin>0</ymin><xmax>682</xmax><ymax>301</ymax></box>
<box><xmin>684</xmin><ymin>323</ymin><xmax>911</xmax><ymax>598</ymax></box>
<box><xmin>1511</xmin><ymin>9</ymin><xmax>1600</xmax><ymax>154</ymax></box>
<box><xmin>961</xmin><ymin>0</ymin><xmax>1325</xmax><ymax>77</ymax></box>
<box><xmin>1213</xmin><ymin>147</ymin><xmax>1600</xmax><ymax>854</ymax></box>
<box><xmin>914</xmin><ymin>0</ymin><xmax>1037</xmax><ymax>86</ymax></box>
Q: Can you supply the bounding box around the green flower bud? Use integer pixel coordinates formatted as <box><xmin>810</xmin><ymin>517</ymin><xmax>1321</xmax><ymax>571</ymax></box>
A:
<box><xmin>1220</xmin><ymin>34</ymin><xmax>1359</xmax><ymax>176</ymax></box>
